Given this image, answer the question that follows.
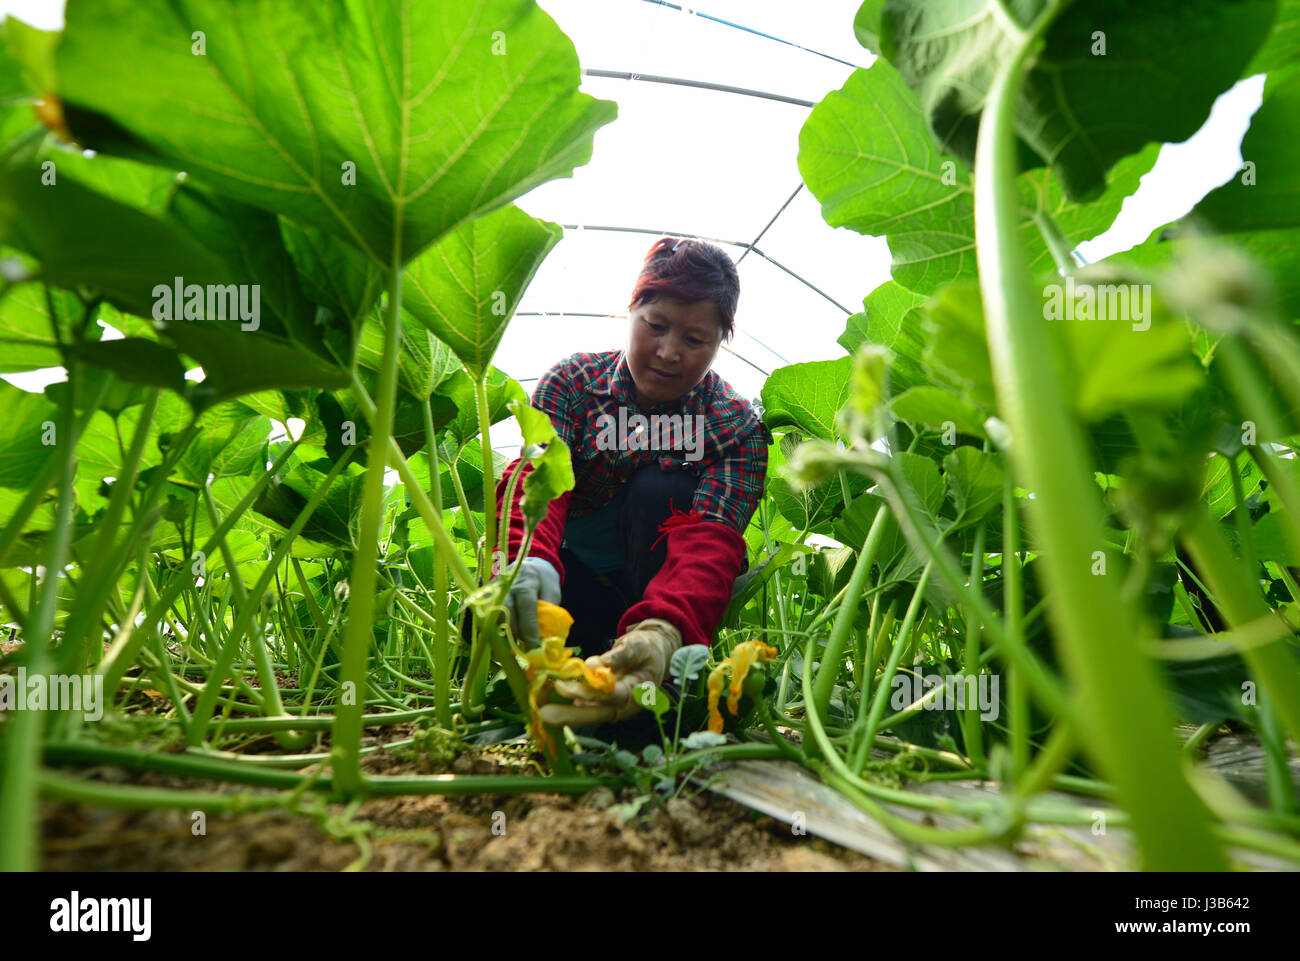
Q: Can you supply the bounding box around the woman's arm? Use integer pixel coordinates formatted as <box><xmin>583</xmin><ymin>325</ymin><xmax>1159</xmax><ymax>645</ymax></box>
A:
<box><xmin>618</xmin><ymin>420</ymin><xmax>769</xmax><ymax>645</ymax></box>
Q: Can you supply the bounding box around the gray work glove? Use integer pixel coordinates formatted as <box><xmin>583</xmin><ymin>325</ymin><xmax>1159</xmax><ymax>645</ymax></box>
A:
<box><xmin>538</xmin><ymin>619</ymin><xmax>682</xmax><ymax>725</ymax></box>
<box><xmin>501</xmin><ymin>556</ymin><xmax>561</xmax><ymax>646</ymax></box>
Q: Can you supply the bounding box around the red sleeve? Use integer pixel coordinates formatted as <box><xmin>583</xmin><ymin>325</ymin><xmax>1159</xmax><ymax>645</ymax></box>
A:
<box><xmin>496</xmin><ymin>456</ymin><xmax>571</xmax><ymax>584</ymax></box>
<box><xmin>619</xmin><ymin>519</ymin><xmax>743</xmax><ymax>647</ymax></box>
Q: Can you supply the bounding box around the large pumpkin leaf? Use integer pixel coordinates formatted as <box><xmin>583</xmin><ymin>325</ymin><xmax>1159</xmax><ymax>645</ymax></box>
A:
<box><xmin>799</xmin><ymin>60</ymin><xmax>1159</xmax><ymax>294</ymax></box>
<box><xmin>440</xmin><ymin>366</ymin><xmax>528</xmax><ymax>451</ymax></box>
<box><xmin>942</xmin><ymin>445</ymin><xmax>1004</xmax><ymax>529</ymax></box>
<box><xmin>354</xmin><ymin>309</ymin><xmax>460</xmax><ymax>402</ymax></box>
<box><xmin>0</xmin><ymin>158</ymin><xmax>230</xmax><ymax>312</ymax></box>
<box><xmin>1196</xmin><ymin>71</ymin><xmax>1300</xmax><ymax>234</ymax></box>
<box><xmin>56</xmin><ymin>0</ymin><xmax>616</xmax><ymax>268</ymax></box>
<box><xmin>0</xmin><ymin>380</ymin><xmax>59</xmax><ymax>489</ymax></box>
<box><xmin>1245</xmin><ymin>0</ymin><xmax>1300</xmax><ymax>76</ymax></box>
<box><xmin>768</xmin><ymin>432</ymin><xmax>870</xmax><ymax>533</ymax></box>
<box><xmin>0</xmin><ymin>157</ymin><xmax>351</xmax><ymax>407</ymax></box>
<box><xmin>761</xmin><ymin>357</ymin><xmax>853</xmax><ymax>441</ymax></box>
<box><xmin>402</xmin><ymin>204</ymin><xmax>562</xmax><ymax>379</ymax></box>
<box><xmin>878</xmin><ymin>0</ymin><xmax>1276</xmax><ymax>201</ymax></box>
<box><xmin>0</xmin><ymin>271</ymin><xmax>93</xmax><ymax>373</ymax></box>
<box><xmin>838</xmin><ymin>280</ymin><xmax>929</xmax><ymax>398</ymax></box>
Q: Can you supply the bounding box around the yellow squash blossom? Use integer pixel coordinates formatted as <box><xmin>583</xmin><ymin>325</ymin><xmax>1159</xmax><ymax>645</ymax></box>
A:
<box><xmin>522</xmin><ymin>604</ymin><xmax>615</xmax><ymax>752</ymax></box>
<box><xmin>707</xmin><ymin>640</ymin><xmax>779</xmax><ymax>734</ymax></box>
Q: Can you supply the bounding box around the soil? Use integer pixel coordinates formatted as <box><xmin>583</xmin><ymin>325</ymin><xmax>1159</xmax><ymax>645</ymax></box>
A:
<box><xmin>38</xmin><ymin>729</ymin><xmax>901</xmax><ymax>872</ymax></box>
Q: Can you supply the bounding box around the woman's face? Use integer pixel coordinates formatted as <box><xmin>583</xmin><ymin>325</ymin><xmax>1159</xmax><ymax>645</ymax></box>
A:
<box><xmin>626</xmin><ymin>296</ymin><xmax>723</xmax><ymax>408</ymax></box>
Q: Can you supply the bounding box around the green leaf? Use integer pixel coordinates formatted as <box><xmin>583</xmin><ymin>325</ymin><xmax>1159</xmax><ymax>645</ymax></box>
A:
<box><xmin>72</xmin><ymin>404</ymin><xmax>169</xmax><ymax>511</ymax></box>
<box><xmin>39</xmin><ymin>141</ymin><xmax>180</xmax><ymax>215</ymax></box>
<box><xmin>1196</xmin><ymin>72</ymin><xmax>1300</xmax><ymax>234</ymax></box>
<box><xmin>509</xmin><ymin>399</ymin><xmax>574</xmax><ymax>530</ymax></box>
<box><xmin>853</xmin><ymin>0</ymin><xmax>887</xmax><ymax>53</ymax></box>
<box><xmin>799</xmin><ymin>63</ymin><xmax>974</xmax><ymax>294</ymax></box>
<box><xmin>1252</xmin><ymin>510</ymin><xmax>1298</xmax><ymax>565</ymax></box>
<box><xmin>839</xmin><ymin>281</ymin><xmax>926</xmax><ymax>359</ymax></box>
<box><xmin>0</xmin><ymin>159</ymin><xmax>230</xmax><ymax>314</ymax></box>
<box><xmin>279</xmin><ymin>219</ymin><xmax>383</xmax><ymax>338</ymax></box>
<box><xmin>760</xmin><ymin>357</ymin><xmax>852</xmax><ymax>441</ymax></box>
<box><xmin>942</xmin><ymin>446</ymin><xmax>1004</xmax><ymax>528</ymax></box>
<box><xmin>441</xmin><ymin>367</ymin><xmax>528</xmax><ymax>451</ymax></box>
<box><xmin>670</xmin><ymin>644</ymin><xmax>709</xmax><ymax>683</ymax></box>
<box><xmin>165</xmin><ymin>185</ymin><xmax>317</xmax><ymax>347</ymax></box>
<box><xmin>1245</xmin><ymin>0</ymin><xmax>1300</xmax><ymax>75</ymax></box>
<box><xmin>0</xmin><ymin>21</ymin><xmax>31</xmax><ymax>106</ymax></box>
<box><xmin>0</xmin><ymin>380</ymin><xmax>58</xmax><ymax>489</ymax></box>
<box><xmin>635</xmin><ymin>681</ymin><xmax>670</xmax><ymax>718</ymax></box>
<box><xmin>71</xmin><ymin>338</ymin><xmax>186</xmax><ymax>393</ymax></box>
<box><xmin>169</xmin><ymin>400</ymin><xmax>271</xmax><ymax>486</ymax></box>
<box><xmin>1202</xmin><ymin>455</ymin><xmax>1263</xmax><ymax>521</ymax></box>
<box><xmin>879</xmin><ymin>0</ymin><xmax>1276</xmax><ymax>201</ymax></box>
<box><xmin>769</xmin><ymin>434</ymin><xmax>869</xmax><ymax>532</ymax></box>
<box><xmin>1055</xmin><ymin>282</ymin><xmax>1204</xmax><ymax>421</ymax></box>
<box><xmin>891</xmin><ymin>385</ymin><xmax>986</xmax><ymax>438</ymax></box>
<box><xmin>253</xmin><ymin>461</ymin><xmax>366</xmax><ymax>550</ymax></box>
<box><xmin>57</xmin><ymin>0</ymin><xmax>616</xmax><ymax>268</ymax></box>
<box><xmin>355</xmin><ymin>311</ymin><xmax>458</xmax><ymax>402</ymax></box>
<box><xmin>809</xmin><ymin>545</ymin><xmax>857</xmax><ymax>598</ymax></box>
<box><xmin>2</xmin><ymin>17</ymin><xmax>55</xmax><ymax>96</ymax></box>
<box><xmin>896</xmin><ymin>449</ymin><xmax>944</xmax><ymax>517</ymax></box>
<box><xmin>799</xmin><ymin>59</ymin><xmax>1159</xmax><ymax>293</ymax></box>
<box><xmin>919</xmin><ymin>283</ymin><xmax>996</xmax><ymax>410</ymax></box>
<box><xmin>0</xmin><ymin>274</ymin><xmax>91</xmax><ymax>373</ymax></box>
<box><xmin>680</xmin><ymin>730</ymin><xmax>725</xmax><ymax>749</ymax></box>
<box><xmin>403</xmin><ymin>205</ymin><xmax>562</xmax><ymax>379</ymax></box>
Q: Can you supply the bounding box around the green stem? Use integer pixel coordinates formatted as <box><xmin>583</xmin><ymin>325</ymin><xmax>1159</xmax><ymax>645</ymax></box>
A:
<box><xmin>476</xmin><ymin>375</ymin><xmax>498</xmax><ymax>569</ymax></box>
<box><xmin>444</xmin><ymin>441</ymin><xmax>479</xmax><ymax>546</ymax></box>
<box><xmin>58</xmin><ymin>389</ymin><xmax>161</xmax><ymax>677</ymax></box>
<box><xmin>348</xmin><ymin>373</ymin><xmax>475</xmax><ymax>594</ymax></box>
<box><xmin>186</xmin><ymin>448</ymin><xmax>354</xmax><ymax>746</ymax></box>
<box><xmin>1180</xmin><ymin>505</ymin><xmax>1300</xmax><ymax>746</ymax></box>
<box><xmin>423</xmin><ymin>401</ymin><xmax>452</xmax><ymax>728</ymax></box>
<box><xmin>852</xmin><ymin>563</ymin><xmax>932</xmax><ymax>773</ymax></box>
<box><xmin>811</xmin><ymin>504</ymin><xmax>887</xmax><ymax>724</ymax></box>
<box><xmin>973</xmin><ymin>4</ymin><xmax>1224</xmax><ymax>870</ymax></box>
<box><xmin>0</xmin><ymin>376</ymin><xmax>110</xmax><ymax>571</ymax></box>
<box><xmin>1256</xmin><ymin>687</ymin><xmax>1299</xmax><ymax>815</ymax></box>
<box><xmin>1033</xmin><ymin>209</ymin><xmax>1076</xmax><ymax>274</ymax></box>
<box><xmin>333</xmin><ymin>261</ymin><xmax>405</xmax><ymax>795</ymax></box>
<box><xmin>0</xmin><ymin>360</ymin><xmax>80</xmax><ymax>872</ymax></box>
<box><xmin>42</xmin><ymin>742</ymin><xmax>607</xmax><ymax>797</ymax></box>
<box><xmin>960</xmin><ymin>523</ymin><xmax>988</xmax><ymax>770</ymax></box>
<box><xmin>98</xmin><ymin>438</ymin><xmax>302</xmax><ymax>694</ymax></box>
<box><xmin>1003</xmin><ymin>474</ymin><xmax>1029</xmax><ymax>778</ymax></box>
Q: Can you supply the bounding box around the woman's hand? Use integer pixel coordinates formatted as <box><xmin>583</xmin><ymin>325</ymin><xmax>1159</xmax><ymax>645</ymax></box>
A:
<box><xmin>538</xmin><ymin>619</ymin><xmax>682</xmax><ymax>725</ymax></box>
<box><xmin>501</xmin><ymin>557</ymin><xmax>562</xmax><ymax>646</ymax></box>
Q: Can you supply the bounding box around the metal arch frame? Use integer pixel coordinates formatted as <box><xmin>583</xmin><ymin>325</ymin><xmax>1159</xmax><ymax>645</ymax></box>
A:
<box><xmin>512</xmin><ymin>6</ymin><xmax>869</xmax><ymax>383</ymax></box>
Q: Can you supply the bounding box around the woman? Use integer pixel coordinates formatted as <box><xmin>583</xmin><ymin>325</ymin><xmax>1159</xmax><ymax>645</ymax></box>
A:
<box><xmin>495</xmin><ymin>237</ymin><xmax>771</xmax><ymax>727</ymax></box>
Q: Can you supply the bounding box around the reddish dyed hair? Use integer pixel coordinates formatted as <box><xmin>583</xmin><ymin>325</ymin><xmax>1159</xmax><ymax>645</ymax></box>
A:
<box><xmin>628</xmin><ymin>237</ymin><xmax>740</xmax><ymax>342</ymax></box>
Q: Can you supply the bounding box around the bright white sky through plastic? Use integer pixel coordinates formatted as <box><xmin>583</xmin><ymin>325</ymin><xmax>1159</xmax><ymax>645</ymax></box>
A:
<box><xmin>0</xmin><ymin>0</ymin><xmax>1265</xmax><ymax>457</ymax></box>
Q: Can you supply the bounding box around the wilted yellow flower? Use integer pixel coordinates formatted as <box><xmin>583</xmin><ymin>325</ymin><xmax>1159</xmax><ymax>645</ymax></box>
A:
<box><xmin>521</xmin><ymin>624</ymin><xmax>616</xmax><ymax>754</ymax></box>
<box><xmin>536</xmin><ymin>600</ymin><xmax>574</xmax><ymax>641</ymax></box>
<box><xmin>706</xmin><ymin>640</ymin><xmax>779</xmax><ymax>735</ymax></box>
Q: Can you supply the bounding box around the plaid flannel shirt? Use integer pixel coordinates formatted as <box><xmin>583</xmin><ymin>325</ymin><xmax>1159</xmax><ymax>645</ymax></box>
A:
<box><xmin>530</xmin><ymin>350</ymin><xmax>770</xmax><ymax>533</ymax></box>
